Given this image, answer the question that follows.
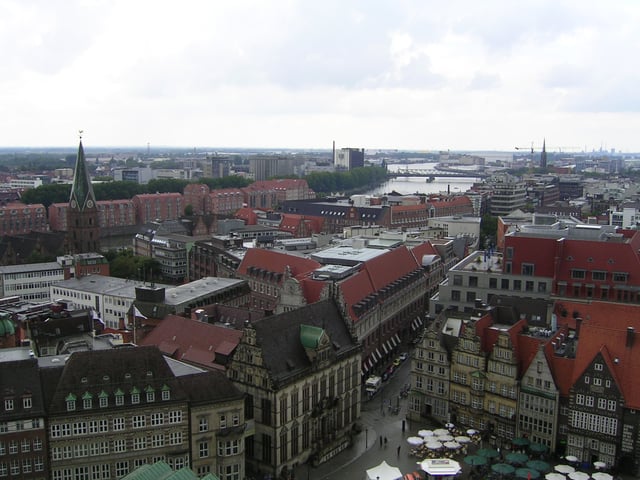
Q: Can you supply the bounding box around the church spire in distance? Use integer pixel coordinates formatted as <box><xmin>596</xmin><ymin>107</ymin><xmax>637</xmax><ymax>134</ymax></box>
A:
<box><xmin>67</xmin><ymin>131</ymin><xmax>100</xmax><ymax>254</ymax></box>
<box><xmin>69</xmin><ymin>130</ymin><xmax>97</xmax><ymax>211</ymax></box>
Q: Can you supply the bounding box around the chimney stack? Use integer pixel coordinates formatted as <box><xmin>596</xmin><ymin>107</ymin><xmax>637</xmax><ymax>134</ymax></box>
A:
<box><xmin>627</xmin><ymin>326</ymin><xmax>635</xmax><ymax>348</ymax></box>
<box><xmin>575</xmin><ymin>317</ymin><xmax>582</xmax><ymax>339</ymax></box>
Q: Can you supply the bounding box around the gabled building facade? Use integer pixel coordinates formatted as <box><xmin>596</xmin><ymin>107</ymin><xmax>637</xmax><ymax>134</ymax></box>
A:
<box><xmin>226</xmin><ymin>300</ymin><xmax>361</xmax><ymax>478</ymax></box>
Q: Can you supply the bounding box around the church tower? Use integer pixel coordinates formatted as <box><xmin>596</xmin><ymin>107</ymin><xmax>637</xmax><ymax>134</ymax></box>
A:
<box><xmin>67</xmin><ymin>134</ymin><xmax>100</xmax><ymax>253</ymax></box>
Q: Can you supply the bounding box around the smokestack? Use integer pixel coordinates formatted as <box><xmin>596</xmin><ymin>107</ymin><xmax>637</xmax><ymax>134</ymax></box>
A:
<box><xmin>332</xmin><ymin>140</ymin><xmax>336</xmax><ymax>165</ymax></box>
<box><xmin>575</xmin><ymin>317</ymin><xmax>582</xmax><ymax>339</ymax></box>
<box><xmin>627</xmin><ymin>326</ymin><xmax>635</xmax><ymax>348</ymax></box>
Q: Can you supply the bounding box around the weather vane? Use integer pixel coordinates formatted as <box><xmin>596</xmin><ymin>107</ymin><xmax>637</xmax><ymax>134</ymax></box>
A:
<box><xmin>79</xmin><ymin>129</ymin><xmax>83</xmax><ymax>140</ymax></box>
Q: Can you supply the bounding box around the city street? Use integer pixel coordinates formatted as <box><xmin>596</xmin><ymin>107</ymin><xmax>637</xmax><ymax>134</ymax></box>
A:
<box><xmin>295</xmin><ymin>351</ymin><xmax>443</xmax><ymax>480</ymax></box>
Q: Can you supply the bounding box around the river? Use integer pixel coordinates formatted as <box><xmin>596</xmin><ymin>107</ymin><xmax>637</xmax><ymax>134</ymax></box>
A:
<box><xmin>363</xmin><ymin>163</ymin><xmax>482</xmax><ymax>196</ymax></box>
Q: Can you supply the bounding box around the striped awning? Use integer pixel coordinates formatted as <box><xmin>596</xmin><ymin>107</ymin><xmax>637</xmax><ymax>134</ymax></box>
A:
<box><xmin>393</xmin><ymin>333</ymin><xmax>401</xmax><ymax>346</ymax></box>
<box><xmin>411</xmin><ymin>316</ymin><xmax>423</xmax><ymax>331</ymax></box>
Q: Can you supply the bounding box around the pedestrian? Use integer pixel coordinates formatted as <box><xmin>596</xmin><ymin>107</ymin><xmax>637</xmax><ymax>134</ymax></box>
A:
<box><xmin>397</xmin><ymin>445</ymin><xmax>401</xmax><ymax>456</ymax></box>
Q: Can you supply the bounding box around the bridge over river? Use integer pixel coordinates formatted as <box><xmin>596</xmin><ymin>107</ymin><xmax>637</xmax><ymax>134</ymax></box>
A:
<box><xmin>386</xmin><ymin>166</ymin><xmax>488</xmax><ymax>179</ymax></box>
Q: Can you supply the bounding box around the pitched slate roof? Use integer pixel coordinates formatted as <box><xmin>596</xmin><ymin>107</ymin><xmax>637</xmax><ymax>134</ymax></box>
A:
<box><xmin>252</xmin><ymin>299</ymin><xmax>359</xmax><ymax>387</ymax></box>
<box><xmin>0</xmin><ymin>358</ymin><xmax>45</xmax><ymax>421</ymax></box>
<box><xmin>176</xmin><ymin>371</ymin><xmax>244</xmax><ymax>405</ymax></box>
<box><xmin>45</xmin><ymin>346</ymin><xmax>185</xmax><ymax>414</ymax></box>
<box><xmin>139</xmin><ymin>315</ymin><xmax>242</xmax><ymax>370</ymax></box>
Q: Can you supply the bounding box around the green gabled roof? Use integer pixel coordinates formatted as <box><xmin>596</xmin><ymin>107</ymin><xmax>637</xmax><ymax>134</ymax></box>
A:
<box><xmin>300</xmin><ymin>324</ymin><xmax>324</xmax><ymax>349</ymax></box>
<box><xmin>200</xmin><ymin>474</ymin><xmax>220</xmax><ymax>480</ymax></box>
<box><xmin>122</xmin><ymin>461</ymin><xmax>202</xmax><ymax>480</ymax></box>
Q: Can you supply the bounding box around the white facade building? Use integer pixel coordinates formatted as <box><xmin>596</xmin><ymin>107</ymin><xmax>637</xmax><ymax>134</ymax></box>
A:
<box><xmin>0</xmin><ymin>262</ymin><xmax>66</xmax><ymax>302</ymax></box>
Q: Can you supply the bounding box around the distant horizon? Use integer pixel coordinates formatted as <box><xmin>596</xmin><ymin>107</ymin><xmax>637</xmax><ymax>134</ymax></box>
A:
<box><xmin>0</xmin><ymin>145</ymin><xmax>631</xmax><ymax>155</ymax></box>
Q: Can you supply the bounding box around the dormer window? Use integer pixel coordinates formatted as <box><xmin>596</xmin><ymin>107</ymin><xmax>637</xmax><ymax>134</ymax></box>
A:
<box><xmin>130</xmin><ymin>387</ymin><xmax>140</xmax><ymax>404</ymax></box>
<box><xmin>4</xmin><ymin>399</ymin><xmax>14</xmax><ymax>411</ymax></box>
<box><xmin>161</xmin><ymin>385</ymin><xmax>171</xmax><ymax>401</ymax></box>
<box><xmin>22</xmin><ymin>396</ymin><xmax>32</xmax><ymax>410</ymax></box>
<box><xmin>82</xmin><ymin>392</ymin><xmax>92</xmax><ymax>409</ymax></box>
<box><xmin>98</xmin><ymin>391</ymin><xmax>108</xmax><ymax>408</ymax></box>
<box><xmin>145</xmin><ymin>386</ymin><xmax>155</xmax><ymax>403</ymax></box>
<box><xmin>65</xmin><ymin>393</ymin><xmax>77</xmax><ymax>412</ymax></box>
<box><xmin>115</xmin><ymin>389</ymin><xmax>124</xmax><ymax>406</ymax></box>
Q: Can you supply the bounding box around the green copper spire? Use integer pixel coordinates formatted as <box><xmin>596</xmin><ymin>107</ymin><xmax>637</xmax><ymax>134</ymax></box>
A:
<box><xmin>69</xmin><ymin>136</ymin><xmax>97</xmax><ymax>211</ymax></box>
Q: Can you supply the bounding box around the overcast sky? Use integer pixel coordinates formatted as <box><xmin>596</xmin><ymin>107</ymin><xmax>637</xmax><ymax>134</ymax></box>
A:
<box><xmin>2</xmin><ymin>0</ymin><xmax>640</xmax><ymax>152</ymax></box>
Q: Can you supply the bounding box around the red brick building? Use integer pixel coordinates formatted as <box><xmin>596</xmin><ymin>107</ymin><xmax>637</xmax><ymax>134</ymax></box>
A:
<box><xmin>132</xmin><ymin>193</ymin><xmax>184</xmax><ymax>224</ymax></box>
<box><xmin>0</xmin><ymin>203</ymin><xmax>48</xmax><ymax>236</ymax></box>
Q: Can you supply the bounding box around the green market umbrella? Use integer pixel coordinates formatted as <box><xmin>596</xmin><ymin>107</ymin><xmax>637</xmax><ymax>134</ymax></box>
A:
<box><xmin>491</xmin><ymin>463</ymin><xmax>516</xmax><ymax>476</ymax></box>
<box><xmin>464</xmin><ymin>455</ymin><xmax>488</xmax><ymax>467</ymax></box>
<box><xmin>478</xmin><ymin>448</ymin><xmax>500</xmax><ymax>459</ymax></box>
<box><xmin>529</xmin><ymin>442</ymin><xmax>548</xmax><ymax>454</ymax></box>
<box><xmin>506</xmin><ymin>452</ymin><xmax>529</xmax><ymax>465</ymax></box>
<box><xmin>516</xmin><ymin>467</ymin><xmax>541</xmax><ymax>479</ymax></box>
<box><xmin>513</xmin><ymin>437</ymin><xmax>531</xmax><ymax>447</ymax></box>
<box><xmin>527</xmin><ymin>460</ymin><xmax>551</xmax><ymax>473</ymax></box>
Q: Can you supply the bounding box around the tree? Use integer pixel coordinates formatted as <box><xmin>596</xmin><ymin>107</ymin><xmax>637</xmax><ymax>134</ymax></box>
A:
<box><xmin>480</xmin><ymin>214</ymin><xmax>498</xmax><ymax>248</ymax></box>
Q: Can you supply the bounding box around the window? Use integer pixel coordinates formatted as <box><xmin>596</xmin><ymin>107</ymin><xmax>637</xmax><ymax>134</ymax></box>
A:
<box><xmin>132</xmin><ymin>415</ymin><xmax>146</xmax><ymax>428</ymax></box>
<box><xmin>598</xmin><ymin>398</ymin><xmax>607</xmax><ymax>410</ymax></box>
<box><xmin>451</xmin><ymin>290</ymin><xmax>461</xmax><ymax>301</ymax></box>
<box><xmin>113</xmin><ymin>418</ymin><xmax>125</xmax><ymax>431</ymax></box>
<box><xmin>151</xmin><ymin>413</ymin><xmax>164</xmax><ymax>426</ymax></box>
<box><xmin>130</xmin><ymin>387</ymin><xmax>140</xmax><ymax>405</ymax></box>
<box><xmin>133</xmin><ymin>437</ymin><xmax>146</xmax><ymax>450</ymax></box>
<box><xmin>199</xmin><ymin>440</ymin><xmax>209</xmax><ymax>458</ymax></box>
<box><xmin>65</xmin><ymin>394</ymin><xmax>76</xmax><ymax>412</ymax></box>
<box><xmin>522</xmin><ymin>263</ymin><xmax>535</xmax><ymax>276</ymax></box>
<box><xmin>608</xmin><ymin>400</ymin><xmax>617</xmax><ymax>411</ymax></box>
<box><xmin>199</xmin><ymin>417</ymin><xmax>208</xmax><ymax>432</ymax></box>
<box><xmin>489</xmin><ymin>278</ymin><xmax>497</xmax><ymax>289</ymax></box>
<box><xmin>169</xmin><ymin>432</ymin><xmax>182</xmax><ymax>445</ymax></box>
<box><xmin>593</xmin><ymin>378</ymin><xmax>602</xmax><ymax>386</ymax></box>
<box><xmin>592</xmin><ymin>271</ymin><xmax>606</xmax><ymax>281</ymax></box>
<box><xmin>453</xmin><ymin>275</ymin><xmax>462</xmax><ymax>286</ymax></box>
<box><xmin>115</xmin><ymin>461</ymin><xmax>129</xmax><ymax>477</ymax></box>
<box><xmin>571</xmin><ymin>269</ymin><xmax>586</xmax><ymax>279</ymax></box>
<box><xmin>4</xmin><ymin>399</ymin><xmax>13</xmax><ymax>411</ymax></box>
<box><xmin>169</xmin><ymin>410</ymin><xmax>182</xmax><ymax>424</ymax></box>
<box><xmin>115</xmin><ymin>389</ymin><xmax>124</xmax><ymax>406</ymax></box>
<box><xmin>513</xmin><ymin>280</ymin><xmax>521</xmax><ymax>291</ymax></box>
<box><xmin>218</xmin><ymin>439</ymin><xmax>240</xmax><ymax>456</ymax></box>
<box><xmin>612</xmin><ymin>272</ymin><xmax>628</xmax><ymax>282</ymax></box>
<box><xmin>525</xmin><ymin>281</ymin><xmax>534</xmax><ymax>292</ymax></box>
<box><xmin>151</xmin><ymin>433</ymin><xmax>164</xmax><ymax>448</ymax></box>
<box><xmin>469</xmin><ymin>276</ymin><xmax>478</xmax><ymax>287</ymax></box>
<box><xmin>113</xmin><ymin>439</ymin><xmax>126</xmax><ymax>453</ymax></box>
<box><xmin>501</xmin><ymin>279</ymin><xmax>509</xmax><ymax>289</ymax></box>
<box><xmin>22</xmin><ymin>397</ymin><xmax>32</xmax><ymax>409</ymax></box>
<box><xmin>82</xmin><ymin>393</ymin><xmax>92</xmax><ymax>410</ymax></box>
<box><xmin>595</xmin><ymin>363</ymin><xmax>603</xmax><ymax>371</ymax></box>
<box><xmin>99</xmin><ymin>391</ymin><xmax>108</xmax><ymax>408</ymax></box>
<box><xmin>161</xmin><ymin>386</ymin><xmax>171</xmax><ymax>401</ymax></box>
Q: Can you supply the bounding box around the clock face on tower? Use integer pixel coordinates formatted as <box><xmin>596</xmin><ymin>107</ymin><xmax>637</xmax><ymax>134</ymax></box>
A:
<box><xmin>87</xmin><ymin>199</ymin><xmax>94</xmax><ymax>208</ymax></box>
<box><xmin>70</xmin><ymin>199</ymin><xmax>77</xmax><ymax>208</ymax></box>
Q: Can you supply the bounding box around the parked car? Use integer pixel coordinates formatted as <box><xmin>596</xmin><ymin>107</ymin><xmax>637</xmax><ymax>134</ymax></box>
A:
<box><xmin>399</xmin><ymin>352</ymin><xmax>409</xmax><ymax>362</ymax></box>
<box><xmin>393</xmin><ymin>357</ymin><xmax>402</xmax><ymax>367</ymax></box>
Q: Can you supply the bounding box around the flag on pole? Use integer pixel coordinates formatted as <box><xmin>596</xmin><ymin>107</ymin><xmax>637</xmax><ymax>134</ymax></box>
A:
<box><xmin>133</xmin><ymin>306</ymin><xmax>147</xmax><ymax>320</ymax></box>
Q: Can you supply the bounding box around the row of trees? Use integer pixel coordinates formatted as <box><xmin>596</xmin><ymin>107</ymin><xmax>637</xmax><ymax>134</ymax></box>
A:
<box><xmin>305</xmin><ymin>166</ymin><xmax>388</xmax><ymax>193</ymax></box>
<box><xmin>20</xmin><ymin>176</ymin><xmax>251</xmax><ymax>209</ymax></box>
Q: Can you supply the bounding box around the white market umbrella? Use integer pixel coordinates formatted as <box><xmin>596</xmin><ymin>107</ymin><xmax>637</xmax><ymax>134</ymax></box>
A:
<box><xmin>433</xmin><ymin>428</ymin><xmax>449</xmax><ymax>436</ymax></box>
<box><xmin>444</xmin><ymin>441</ymin><xmax>462</xmax><ymax>450</ymax></box>
<box><xmin>565</xmin><ymin>456</ymin><xmax>579</xmax><ymax>463</ymax></box>
<box><xmin>418</xmin><ymin>429</ymin><xmax>434</xmax><ymax>438</ymax></box>
<box><xmin>467</xmin><ymin>428</ymin><xmax>479</xmax><ymax>436</ymax></box>
<box><xmin>426</xmin><ymin>441</ymin><xmax>443</xmax><ymax>450</ymax></box>
<box><xmin>546</xmin><ymin>474</ymin><xmax>567</xmax><ymax>480</ymax></box>
<box><xmin>592</xmin><ymin>473</ymin><xmax>612</xmax><ymax>480</ymax></box>
<box><xmin>593</xmin><ymin>462</ymin><xmax>607</xmax><ymax>471</ymax></box>
<box><xmin>555</xmin><ymin>465</ymin><xmax>576</xmax><ymax>475</ymax></box>
<box><xmin>568</xmin><ymin>472</ymin><xmax>590</xmax><ymax>480</ymax></box>
<box><xmin>446</xmin><ymin>422</ymin><xmax>455</xmax><ymax>429</ymax></box>
<box><xmin>407</xmin><ymin>436</ymin><xmax>424</xmax><ymax>446</ymax></box>
<box><xmin>436</xmin><ymin>434</ymin><xmax>454</xmax><ymax>442</ymax></box>
<box><xmin>455</xmin><ymin>435</ymin><xmax>472</xmax><ymax>443</ymax></box>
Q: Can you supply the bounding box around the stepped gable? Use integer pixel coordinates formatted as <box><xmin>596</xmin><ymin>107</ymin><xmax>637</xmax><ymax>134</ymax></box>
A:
<box><xmin>251</xmin><ymin>299</ymin><xmax>358</xmax><ymax>384</ymax></box>
<box><xmin>46</xmin><ymin>345</ymin><xmax>185</xmax><ymax>414</ymax></box>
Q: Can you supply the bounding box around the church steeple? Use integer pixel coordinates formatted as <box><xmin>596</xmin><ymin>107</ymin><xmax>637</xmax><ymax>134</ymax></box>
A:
<box><xmin>67</xmin><ymin>133</ymin><xmax>100</xmax><ymax>254</ymax></box>
<box><xmin>69</xmin><ymin>132</ymin><xmax>97</xmax><ymax>212</ymax></box>
<box><xmin>540</xmin><ymin>138</ymin><xmax>548</xmax><ymax>169</ymax></box>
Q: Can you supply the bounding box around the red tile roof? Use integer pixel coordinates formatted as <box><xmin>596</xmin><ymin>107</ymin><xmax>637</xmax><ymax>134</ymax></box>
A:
<box><xmin>237</xmin><ymin>248</ymin><xmax>321</xmax><ymax>279</ymax></box>
<box><xmin>557</xmin><ymin>300</ymin><xmax>640</xmax><ymax>407</ymax></box>
<box><xmin>139</xmin><ymin>315</ymin><xmax>242</xmax><ymax>370</ymax></box>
